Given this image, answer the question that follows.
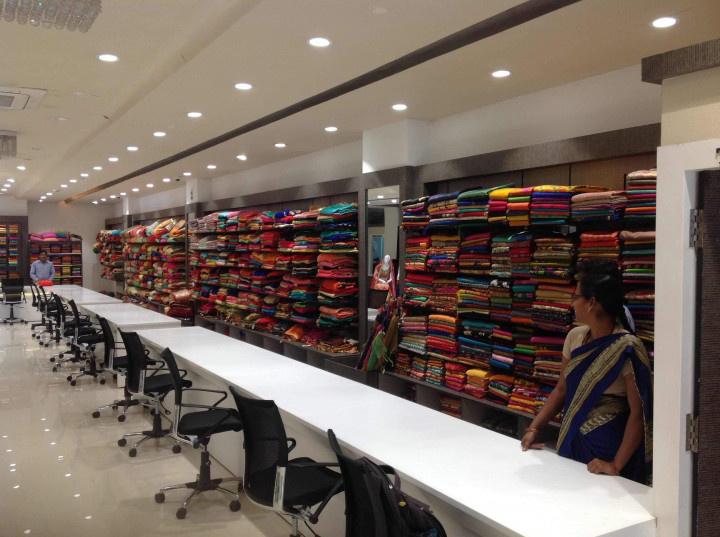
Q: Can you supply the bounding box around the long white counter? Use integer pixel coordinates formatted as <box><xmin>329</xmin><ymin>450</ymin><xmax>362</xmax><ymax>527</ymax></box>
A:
<box><xmin>81</xmin><ymin>303</ymin><xmax>181</xmax><ymax>331</ymax></box>
<box><xmin>52</xmin><ymin>286</ymin><xmax>122</xmax><ymax>306</ymax></box>
<box><xmin>137</xmin><ymin>326</ymin><xmax>655</xmax><ymax>537</ymax></box>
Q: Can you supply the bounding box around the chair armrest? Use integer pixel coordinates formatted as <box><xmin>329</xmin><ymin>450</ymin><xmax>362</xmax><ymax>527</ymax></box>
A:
<box><xmin>309</xmin><ymin>478</ymin><xmax>344</xmax><ymax>524</ymax></box>
<box><xmin>286</xmin><ymin>461</ymin><xmax>340</xmax><ymax>469</ymax></box>
<box><xmin>286</xmin><ymin>437</ymin><xmax>297</xmax><ymax>453</ymax></box>
<box><xmin>181</xmin><ymin>388</ymin><xmax>227</xmax><ymax>407</ymax></box>
<box><xmin>178</xmin><ymin>406</ymin><xmax>237</xmax><ymax>438</ymax></box>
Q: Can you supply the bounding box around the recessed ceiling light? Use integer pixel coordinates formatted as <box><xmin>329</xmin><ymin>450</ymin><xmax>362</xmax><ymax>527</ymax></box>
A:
<box><xmin>391</xmin><ymin>199</ymin><xmax>398</xmax><ymax>203</ymax></box>
<box><xmin>308</xmin><ymin>37</ymin><xmax>331</xmax><ymax>47</ymax></box>
<box><xmin>16</xmin><ymin>165</ymin><xmax>26</xmax><ymax>171</ymax></box>
<box><xmin>6</xmin><ymin>178</ymin><xmax>15</xmax><ymax>183</ymax></box>
<box><xmin>60</xmin><ymin>184</ymin><xmax>68</xmax><ymax>188</ymax></box>
<box><xmin>46</xmin><ymin>192</ymin><xmax>52</xmax><ymax>196</ymax></box>
<box><xmin>146</xmin><ymin>183</ymin><xmax>154</xmax><ymax>188</ymax></box>
<box><xmin>391</xmin><ymin>103</ymin><xmax>407</xmax><ymax>112</ymax></box>
<box><xmin>162</xmin><ymin>178</ymin><xmax>171</xmax><ymax>183</ymax></box>
<box><xmin>93</xmin><ymin>166</ymin><xmax>102</xmax><ymax>171</ymax></box>
<box><xmin>1</xmin><ymin>189</ymin><xmax>6</xmax><ymax>192</ymax></box>
<box><xmin>652</xmin><ymin>16</ymin><xmax>677</xmax><ymax>28</ymax></box>
<box><xmin>98</xmin><ymin>53</ymin><xmax>118</xmax><ymax>63</ymax></box>
<box><xmin>92</xmin><ymin>200</ymin><xmax>98</xmax><ymax>204</ymax></box>
<box><xmin>153</xmin><ymin>131</ymin><xmax>166</xmax><ymax>138</ymax></box>
<box><xmin>109</xmin><ymin>195</ymin><xmax>116</xmax><ymax>199</ymax></box>
<box><xmin>234</xmin><ymin>82</ymin><xmax>253</xmax><ymax>91</ymax></box>
<box><xmin>183</xmin><ymin>172</ymin><xmax>192</xmax><ymax>176</ymax></box>
<box><xmin>206</xmin><ymin>164</ymin><xmax>217</xmax><ymax>170</ymax></box>
<box><xmin>377</xmin><ymin>195</ymin><xmax>385</xmax><ymax>199</ymax></box>
<box><xmin>274</xmin><ymin>143</ymin><xmax>286</xmax><ymax>149</ymax></box>
<box><xmin>108</xmin><ymin>156</ymin><xmax>119</xmax><ymax>162</ymax></box>
<box><xmin>131</xmin><ymin>187</ymin><xmax>139</xmax><ymax>192</ymax></box>
<box><xmin>69</xmin><ymin>179</ymin><xmax>77</xmax><ymax>183</ymax></box>
<box><xmin>324</xmin><ymin>126</ymin><xmax>338</xmax><ymax>133</ymax></box>
<box><xmin>187</xmin><ymin>111</ymin><xmax>202</xmax><ymax>118</ymax></box>
<box><xmin>126</xmin><ymin>146</ymin><xmax>138</xmax><ymax>152</ymax></box>
<box><xmin>3</xmin><ymin>184</ymin><xmax>10</xmax><ymax>188</ymax></box>
<box><xmin>491</xmin><ymin>69</ymin><xmax>511</xmax><ymax>78</ymax></box>
<box><xmin>41</xmin><ymin>196</ymin><xmax>46</xmax><ymax>199</ymax></box>
<box><xmin>57</xmin><ymin>116</ymin><xmax>68</xmax><ymax>121</ymax></box>
<box><xmin>100</xmin><ymin>198</ymin><xmax>106</xmax><ymax>202</ymax></box>
<box><xmin>80</xmin><ymin>173</ymin><xmax>89</xmax><ymax>177</ymax></box>
<box><xmin>236</xmin><ymin>154</ymin><xmax>248</xmax><ymax>161</ymax></box>
<box><xmin>120</xmin><ymin>192</ymin><xmax>126</xmax><ymax>196</ymax></box>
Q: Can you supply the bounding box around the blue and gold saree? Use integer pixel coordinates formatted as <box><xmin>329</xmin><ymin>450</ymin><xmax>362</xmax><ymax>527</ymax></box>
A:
<box><xmin>557</xmin><ymin>332</ymin><xmax>653</xmax><ymax>484</ymax></box>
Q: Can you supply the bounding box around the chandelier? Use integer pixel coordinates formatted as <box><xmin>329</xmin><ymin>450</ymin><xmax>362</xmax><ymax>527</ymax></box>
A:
<box><xmin>0</xmin><ymin>0</ymin><xmax>102</xmax><ymax>32</ymax></box>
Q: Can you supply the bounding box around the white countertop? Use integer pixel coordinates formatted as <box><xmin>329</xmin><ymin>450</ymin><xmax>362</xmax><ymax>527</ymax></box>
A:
<box><xmin>136</xmin><ymin>326</ymin><xmax>655</xmax><ymax>537</ymax></box>
<box><xmin>52</xmin><ymin>287</ymin><xmax>122</xmax><ymax>305</ymax></box>
<box><xmin>81</xmin><ymin>302</ymin><xmax>181</xmax><ymax>331</ymax></box>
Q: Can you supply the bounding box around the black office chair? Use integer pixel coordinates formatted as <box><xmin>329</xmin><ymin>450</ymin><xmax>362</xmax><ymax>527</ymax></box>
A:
<box><xmin>50</xmin><ymin>296</ymin><xmax>94</xmax><ymax>370</ymax></box>
<box><xmin>117</xmin><ymin>331</ymin><xmax>190</xmax><ymax>457</ymax></box>
<box><xmin>154</xmin><ymin>348</ymin><xmax>243</xmax><ymax>519</ymax></box>
<box><xmin>65</xmin><ymin>300</ymin><xmax>105</xmax><ymax>386</ymax></box>
<box><xmin>2</xmin><ymin>278</ymin><xmax>26</xmax><ymax>325</ymax></box>
<box><xmin>30</xmin><ymin>283</ymin><xmax>52</xmax><ymax>339</ymax></box>
<box><xmin>38</xmin><ymin>286</ymin><xmax>60</xmax><ymax>346</ymax></box>
<box><xmin>229</xmin><ymin>387</ymin><xmax>343</xmax><ymax>537</ymax></box>
<box><xmin>91</xmin><ymin>316</ymin><xmax>136</xmax><ymax>419</ymax></box>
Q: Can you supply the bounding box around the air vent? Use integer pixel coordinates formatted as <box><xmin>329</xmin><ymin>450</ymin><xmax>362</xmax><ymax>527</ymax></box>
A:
<box><xmin>0</xmin><ymin>131</ymin><xmax>17</xmax><ymax>159</ymax></box>
<box><xmin>0</xmin><ymin>86</ymin><xmax>46</xmax><ymax>110</ymax></box>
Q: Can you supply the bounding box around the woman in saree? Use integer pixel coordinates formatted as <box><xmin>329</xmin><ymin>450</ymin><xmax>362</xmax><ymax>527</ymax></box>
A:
<box><xmin>521</xmin><ymin>261</ymin><xmax>652</xmax><ymax>484</ymax></box>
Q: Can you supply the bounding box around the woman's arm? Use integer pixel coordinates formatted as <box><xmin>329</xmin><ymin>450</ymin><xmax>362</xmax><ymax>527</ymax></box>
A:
<box><xmin>521</xmin><ymin>358</ymin><xmax>567</xmax><ymax>450</ymax></box>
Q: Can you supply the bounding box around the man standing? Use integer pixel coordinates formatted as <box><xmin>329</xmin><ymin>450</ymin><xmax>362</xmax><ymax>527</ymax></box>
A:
<box><xmin>30</xmin><ymin>250</ymin><xmax>55</xmax><ymax>284</ymax></box>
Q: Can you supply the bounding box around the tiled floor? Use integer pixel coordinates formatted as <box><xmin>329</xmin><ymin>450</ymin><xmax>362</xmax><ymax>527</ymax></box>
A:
<box><xmin>0</xmin><ymin>315</ymin><xmax>293</xmax><ymax>537</ymax></box>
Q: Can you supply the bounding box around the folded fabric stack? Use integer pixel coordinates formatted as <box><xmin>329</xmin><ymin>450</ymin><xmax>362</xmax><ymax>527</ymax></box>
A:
<box><xmin>410</xmin><ymin>357</ymin><xmax>429</xmax><ymax>381</ymax></box>
<box><xmin>293</xmin><ymin>209</ymin><xmax>319</xmax><ymax>230</ymax></box>
<box><xmin>273</xmin><ymin>210</ymin><xmax>296</xmax><ymax>231</ymax></box>
<box><xmin>401</xmin><ymin>197</ymin><xmax>430</xmax><ymax>230</ymax></box>
<box><xmin>506</xmin><ymin>187</ymin><xmax>533</xmax><ymax>227</ymax></box>
<box><xmin>318</xmin><ymin>306</ymin><xmax>357</xmax><ymax>327</ymax></box>
<box><xmin>489</xmin><ymin>279</ymin><xmax>512</xmax><ymax>324</ymax></box>
<box><xmin>427</xmin><ymin>314</ymin><xmax>458</xmax><ymax>359</ymax></box>
<box><xmin>509</xmin><ymin>232</ymin><xmax>533</xmax><ymax>278</ymax></box>
<box><xmin>508</xmin><ymin>379</ymin><xmax>541</xmax><ymax>415</ymax></box>
<box><xmin>571</xmin><ymin>190</ymin><xmax>626</xmax><ymax>222</ymax></box>
<box><xmin>487</xmin><ymin>374</ymin><xmax>514</xmax><ymax>404</ymax></box>
<box><xmin>513</xmin><ymin>330</ymin><xmax>536</xmax><ymax>377</ymax></box>
<box><xmin>427</xmin><ymin>192</ymin><xmax>459</xmax><ymax>226</ymax></box>
<box><xmin>403</xmin><ymin>272</ymin><xmax>434</xmax><ymax>308</ymax></box>
<box><xmin>491</xmin><ymin>331</ymin><xmax>515</xmax><ymax>372</ymax></box>
<box><xmin>318</xmin><ymin>279</ymin><xmax>358</xmax><ymax>307</ymax></box>
<box><xmin>578</xmin><ymin>231</ymin><xmax>620</xmax><ymax>264</ymax></box>
<box><xmin>425</xmin><ymin>358</ymin><xmax>445</xmax><ymax>386</ymax></box>
<box><xmin>465</xmin><ymin>369</ymin><xmax>489</xmax><ymax>399</ymax></box>
<box><xmin>531</xmin><ymin>236</ymin><xmax>576</xmax><ymax>283</ymax></box>
<box><xmin>395</xmin><ymin>352</ymin><xmax>413</xmax><ymax>376</ymax></box>
<box><xmin>620</xmin><ymin>230</ymin><xmax>655</xmax><ymax>286</ymax></box>
<box><xmin>535</xmin><ymin>384</ymin><xmax>555</xmax><ymax>410</ymax></box>
<box><xmin>490</xmin><ymin>234</ymin><xmax>512</xmax><ymax>278</ymax></box>
<box><xmin>458</xmin><ymin>318</ymin><xmax>494</xmax><ymax>368</ymax></box>
<box><xmin>625</xmin><ymin>169</ymin><xmax>657</xmax><ymax>220</ymax></box>
<box><xmin>404</xmin><ymin>235</ymin><xmax>429</xmax><ymax>272</ymax></box>
<box><xmin>625</xmin><ymin>289</ymin><xmax>655</xmax><ymax>343</ymax></box>
<box><xmin>532</xmin><ymin>336</ymin><xmax>565</xmax><ymax>384</ymax></box>
<box><xmin>317</xmin><ymin>253</ymin><xmax>357</xmax><ymax>279</ymax></box>
<box><xmin>444</xmin><ymin>363</ymin><xmax>468</xmax><ymax>391</ymax></box>
<box><xmin>457</xmin><ymin>188</ymin><xmax>492</xmax><ymax>223</ymax></box>
<box><xmin>291</xmin><ymin>254</ymin><xmax>317</xmax><ymax>276</ymax></box>
<box><xmin>399</xmin><ymin>315</ymin><xmax>428</xmax><ymax>355</ymax></box>
<box><xmin>511</xmin><ymin>281</ymin><xmax>536</xmax><ymax>327</ymax></box>
<box><xmin>457</xmin><ymin>277</ymin><xmax>491</xmax><ymax>318</ymax></box>
<box><xmin>531</xmin><ymin>185</ymin><xmax>572</xmax><ymax>225</ymax></box>
<box><xmin>458</xmin><ymin>231</ymin><xmax>492</xmax><ymax>274</ymax></box>
<box><xmin>531</xmin><ymin>284</ymin><xmax>574</xmax><ymax>333</ymax></box>
<box><xmin>427</xmin><ymin>232</ymin><xmax>459</xmax><ymax>273</ymax></box>
<box><xmin>288</xmin><ymin>275</ymin><xmax>319</xmax><ymax>325</ymax></box>
<box><xmin>430</xmin><ymin>277</ymin><xmax>458</xmax><ymax>313</ymax></box>
<box><xmin>488</xmin><ymin>188</ymin><xmax>514</xmax><ymax>224</ymax></box>
<box><xmin>261</xmin><ymin>230</ymin><xmax>280</xmax><ymax>250</ymax></box>
<box><xmin>439</xmin><ymin>396</ymin><xmax>462</xmax><ymax>418</ymax></box>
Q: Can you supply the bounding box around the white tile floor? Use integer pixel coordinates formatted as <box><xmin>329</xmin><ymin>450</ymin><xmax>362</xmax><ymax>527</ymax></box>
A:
<box><xmin>0</xmin><ymin>312</ymin><xmax>294</xmax><ymax>537</ymax></box>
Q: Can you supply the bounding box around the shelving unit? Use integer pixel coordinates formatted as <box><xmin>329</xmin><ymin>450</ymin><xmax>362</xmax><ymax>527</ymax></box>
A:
<box><xmin>29</xmin><ymin>233</ymin><xmax>83</xmax><ymax>285</ymax></box>
<box><xmin>95</xmin><ymin>229</ymin><xmax>124</xmax><ymax>283</ymax></box>
<box><xmin>0</xmin><ymin>220</ymin><xmax>24</xmax><ymax>279</ymax></box>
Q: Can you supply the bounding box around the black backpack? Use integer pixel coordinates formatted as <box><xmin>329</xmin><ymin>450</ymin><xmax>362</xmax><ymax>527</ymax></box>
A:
<box><xmin>360</xmin><ymin>457</ymin><xmax>447</xmax><ymax>537</ymax></box>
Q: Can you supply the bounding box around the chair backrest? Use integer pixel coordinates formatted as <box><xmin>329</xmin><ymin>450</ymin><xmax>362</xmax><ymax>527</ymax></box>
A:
<box><xmin>28</xmin><ymin>283</ymin><xmax>38</xmax><ymax>307</ymax></box>
<box><xmin>229</xmin><ymin>386</ymin><xmax>289</xmax><ymax>507</ymax></box>
<box><xmin>2</xmin><ymin>278</ymin><xmax>24</xmax><ymax>303</ymax></box>
<box><xmin>52</xmin><ymin>294</ymin><xmax>64</xmax><ymax>325</ymax></box>
<box><xmin>97</xmin><ymin>317</ymin><xmax>115</xmax><ymax>368</ymax></box>
<box><xmin>119</xmin><ymin>331</ymin><xmax>147</xmax><ymax>394</ymax></box>
<box><xmin>160</xmin><ymin>348</ymin><xmax>185</xmax><ymax>406</ymax></box>
<box><xmin>68</xmin><ymin>299</ymin><xmax>81</xmax><ymax>323</ymax></box>
<box><xmin>328</xmin><ymin>429</ymin><xmax>388</xmax><ymax>537</ymax></box>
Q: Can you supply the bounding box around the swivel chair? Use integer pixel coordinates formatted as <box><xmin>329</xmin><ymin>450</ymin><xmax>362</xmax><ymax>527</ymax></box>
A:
<box><xmin>2</xmin><ymin>278</ymin><xmax>26</xmax><ymax>325</ymax></box>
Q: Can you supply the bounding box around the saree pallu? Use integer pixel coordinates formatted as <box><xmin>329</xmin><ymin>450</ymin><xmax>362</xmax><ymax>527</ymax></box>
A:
<box><xmin>558</xmin><ymin>332</ymin><xmax>653</xmax><ymax>484</ymax></box>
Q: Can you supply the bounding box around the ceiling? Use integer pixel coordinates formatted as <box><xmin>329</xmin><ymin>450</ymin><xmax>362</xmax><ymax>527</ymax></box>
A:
<box><xmin>1</xmin><ymin>0</ymin><xmax>718</xmax><ymax>205</ymax></box>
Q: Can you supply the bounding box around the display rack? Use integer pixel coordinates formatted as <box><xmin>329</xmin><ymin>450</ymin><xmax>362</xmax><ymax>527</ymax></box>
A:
<box><xmin>29</xmin><ymin>232</ymin><xmax>83</xmax><ymax>285</ymax></box>
<box><xmin>0</xmin><ymin>220</ymin><xmax>24</xmax><ymax>279</ymax></box>
<box><xmin>94</xmin><ymin>229</ymin><xmax>124</xmax><ymax>283</ymax></box>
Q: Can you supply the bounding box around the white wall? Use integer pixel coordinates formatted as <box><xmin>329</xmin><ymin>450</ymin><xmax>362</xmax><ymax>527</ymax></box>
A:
<box><xmin>661</xmin><ymin>66</ymin><xmax>720</xmax><ymax>145</ymax></box>
<box><xmin>0</xmin><ymin>196</ymin><xmax>28</xmax><ymax>216</ymax></box>
<box><xmin>27</xmin><ymin>202</ymin><xmax>115</xmax><ymax>292</ymax></box>
<box><xmin>130</xmin><ymin>186</ymin><xmax>186</xmax><ymax>214</ymax></box>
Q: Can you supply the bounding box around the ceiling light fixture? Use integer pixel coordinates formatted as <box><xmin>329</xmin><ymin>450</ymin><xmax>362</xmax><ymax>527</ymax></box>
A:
<box><xmin>274</xmin><ymin>143</ymin><xmax>286</xmax><ymax>149</ymax></box>
<box><xmin>187</xmin><ymin>112</ymin><xmax>202</xmax><ymax>118</ymax></box>
<box><xmin>46</xmin><ymin>192</ymin><xmax>52</xmax><ymax>196</ymax></box>
<box><xmin>98</xmin><ymin>53</ymin><xmax>118</xmax><ymax>63</ymax></box>
<box><xmin>80</xmin><ymin>173</ymin><xmax>89</xmax><ymax>177</ymax></box>
<box><xmin>131</xmin><ymin>187</ymin><xmax>139</xmax><ymax>192</ymax></box>
<box><xmin>3</xmin><ymin>183</ymin><xmax>10</xmax><ymax>188</ymax></box>
<box><xmin>16</xmin><ymin>165</ymin><xmax>26</xmax><ymax>171</ymax></box>
<box><xmin>126</xmin><ymin>146</ymin><xmax>138</xmax><ymax>152</ymax></box>
<box><xmin>391</xmin><ymin>199</ymin><xmax>398</xmax><ymax>203</ymax></box>
<box><xmin>120</xmin><ymin>192</ymin><xmax>126</xmax><ymax>196</ymax></box>
<box><xmin>57</xmin><ymin>117</ymin><xmax>68</xmax><ymax>121</ymax></box>
<box><xmin>108</xmin><ymin>156</ymin><xmax>119</xmax><ymax>162</ymax></box>
<box><xmin>652</xmin><ymin>16</ymin><xmax>677</xmax><ymax>28</ymax></box>
<box><xmin>146</xmin><ymin>183</ymin><xmax>154</xmax><ymax>188</ymax></box>
<box><xmin>92</xmin><ymin>200</ymin><xmax>98</xmax><ymax>204</ymax></box>
<box><xmin>60</xmin><ymin>184</ymin><xmax>68</xmax><ymax>188</ymax></box>
<box><xmin>162</xmin><ymin>178</ymin><xmax>171</xmax><ymax>183</ymax></box>
<box><xmin>100</xmin><ymin>198</ymin><xmax>106</xmax><ymax>202</ymax></box>
<box><xmin>41</xmin><ymin>196</ymin><xmax>46</xmax><ymax>200</ymax></box>
<box><xmin>236</xmin><ymin>154</ymin><xmax>248</xmax><ymax>161</ymax></box>
<box><xmin>308</xmin><ymin>37</ymin><xmax>331</xmax><ymax>48</ymax></box>
<box><xmin>183</xmin><ymin>172</ymin><xmax>192</xmax><ymax>176</ymax></box>
<box><xmin>1</xmin><ymin>189</ymin><xmax>6</xmax><ymax>192</ymax></box>
<box><xmin>491</xmin><ymin>69</ymin><xmax>511</xmax><ymax>78</ymax></box>
<box><xmin>391</xmin><ymin>103</ymin><xmax>407</xmax><ymax>112</ymax></box>
<box><xmin>324</xmin><ymin>126</ymin><xmax>338</xmax><ymax>133</ymax></box>
<box><xmin>93</xmin><ymin>166</ymin><xmax>102</xmax><ymax>171</ymax></box>
<box><xmin>109</xmin><ymin>195</ymin><xmax>116</xmax><ymax>199</ymax></box>
<box><xmin>377</xmin><ymin>195</ymin><xmax>385</xmax><ymax>199</ymax></box>
<box><xmin>206</xmin><ymin>164</ymin><xmax>217</xmax><ymax>170</ymax></box>
<box><xmin>234</xmin><ymin>82</ymin><xmax>253</xmax><ymax>91</ymax></box>
<box><xmin>153</xmin><ymin>131</ymin><xmax>166</xmax><ymax>138</ymax></box>
<box><xmin>7</xmin><ymin>178</ymin><xmax>15</xmax><ymax>183</ymax></box>
<box><xmin>69</xmin><ymin>179</ymin><xmax>77</xmax><ymax>183</ymax></box>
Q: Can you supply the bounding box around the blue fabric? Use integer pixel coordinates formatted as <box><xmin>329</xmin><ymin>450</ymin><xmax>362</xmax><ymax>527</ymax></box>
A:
<box><xmin>30</xmin><ymin>260</ymin><xmax>55</xmax><ymax>282</ymax></box>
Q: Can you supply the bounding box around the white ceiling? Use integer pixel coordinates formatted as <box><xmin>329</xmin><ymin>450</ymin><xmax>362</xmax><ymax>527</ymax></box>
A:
<box><xmin>1</xmin><ymin>0</ymin><xmax>718</xmax><ymax>205</ymax></box>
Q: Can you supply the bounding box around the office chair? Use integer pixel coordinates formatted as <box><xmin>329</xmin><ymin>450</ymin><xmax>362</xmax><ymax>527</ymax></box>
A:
<box><xmin>65</xmin><ymin>300</ymin><xmax>105</xmax><ymax>386</ymax></box>
<box><xmin>229</xmin><ymin>387</ymin><xmax>343</xmax><ymax>537</ymax></box>
<box><xmin>91</xmin><ymin>316</ymin><xmax>135</xmax><ymax>419</ymax></box>
<box><xmin>50</xmin><ymin>295</ymin><xmax>93</xmax><ymax>370</ymax></box>
<box><xmin>154</xmin><ymin>348</ymin><xmax>243</xmax><ymax>519</ymax></box>
<box><xmin>2</xmin><ymin>278</ymin><xmax>27</xmax><ymax>325</ymax></box>
<box><xmin>24</xmin><ymin>282</ymin><xmax>45</xmax><ymax>332</ymax></box>
<box><xmin>30</xmin><ymin>283</ymin><xmax>52</xmax><ymax>339</ymax></box>
<box><xmin>37</xmin><ymin>286</ymin><xmax>60</xmax><ymax>346</ymax></box>
<box><xmin>117</xmin><ymin>331</ymin><xmax>190</xmax><ymax>457</ymax></box>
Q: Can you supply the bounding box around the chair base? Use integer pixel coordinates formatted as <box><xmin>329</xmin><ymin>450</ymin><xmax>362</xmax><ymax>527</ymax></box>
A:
<box><xmin>2</xmin><ymin>303</ymin><xmax>26</xmax><ymax>325</ymax></box>
<box><xmin>119</xmin><ymin>401</ymin><xmax>180</xmax><ymax>456</ymax></box>
<box><xmin>155</xmin><ymin>447</ymin><xmax>242</xmax><ymax>519</ymax></box>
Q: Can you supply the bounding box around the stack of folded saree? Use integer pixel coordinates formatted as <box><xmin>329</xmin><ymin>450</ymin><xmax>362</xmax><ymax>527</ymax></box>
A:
<box><xmin>404</xmin><ymin>235</ymin><xmax>429</xmax><ymax>271</ymax></box>
<box><xmin>291</xmin><ymin>254</ymin><xmax>317</xmax><ymax>276</ymax></box>
<box><xmin>457</xmin><ymin>277</ymin><xmax>491</xmax><ymax>318</ymax></box>
<box><xmin>509</xmin><ymin>232</ymin><xmax>533</xmax><ymax>278</ymax></box>
<box><xmin>317</xmin><ymin>253</ymin><xmax>357</xmax><ymax>279</ymax></box>
<box><xmin>278</xmin><ymin>238</ymin><xmax>295</xmax><ymax>253</ymax></box>
<box><xmin>292</xmin><ymin>210</ymin><xmax>319</xmax><ymax>231</ymax></box>
<box><xmin>430</xmin><ymin>277</ymin><xmax>458</xmax><ymax>313</ymax></box>
<box><xmin>292</xmin><ymin>234</ymin><xmax>320</xmax><ymax>254</ymax></box>
<box><xmin>625</xmin><ymin>169</ymin><xmax>657</xmax><ymax>220</ymax></box>
<box><xmin>425</xmin><ymin>358</ymin><xmax>445</xmax><ymax>386</ymax></box>
<box><xmin>410</xmin><ymin>356</ymin><xmax>428</xmax><ymax>381</ymax></box>
<box><xmin>401</xmin><ymin>197</ymin><xmax>430</xmax><ymax>229</ymax></box>
<box><xmin>318</xmin><ymin>306</ymin><xmax>357</xmax><ymax>327</ymax></box>
<box><xmin>489</xmin><ymin>279</ymin><xmax>512</xmax><ymax>324</ymax></box>
<box><xmin>620</xmin><ymin>230</ymin><xmax>655</xmax><ymax>286</ymax></box>
<box><xmin>531</xmin><ymin>284</ymin><xmax>574</xmax><ymax>333</ymax></box>
<box><xmin>403</xmin><ymin>272</ymin><xmax>433</xmax><ymax>308</ymax></box>
<box><xmin>513</xmin><ymin>330</ymin><xmax>536</xmax><ymax>377</ymax></box>
<box><xmin>530</xmin><ymin>185</ymin><xmax>572</xmax><ymax>225</ymax></box>
<box><xmin>318</xmin><ymin>279</ymin><xmax>358</xmax><ymax>307</ymax></box>
<box><xmin>399</xmin><ymin>315</ymin><xmax>428</xmax><ymax>355</ymax></box>
<box><xmin>532</xmin><ymin>335</ymin><xmax>565</xmax><ymax>384</ymax></box>
<box><xmin>487</xmin><ymin>374</ymin><xmax>514</xmax><ymax>404</ymax></box>
<box><xmin>394</xmin><ymin>352</ymin><xmax>413</xmax><ymax>376</ymax></box>
<box><xmin>531</xmin><ymin>236</ymin><xmax>576</xmax><ymax>283</ymax></box>
<box><xmin>261</xmin><ymin>230</ymin><xmax>280</xmax><ymax>250</ymax></box>
<box><xmin>427</xmin><ymin>232</ymin><xmax>459</xmax><ymax>273</ymax></box>
<box><xmin>506</xmin><ymin>187</ymin><xmax>533</xmax><ymax>227</ymax></box>
<box><xmin>465</xmin><ymin>369</ymin><xmax>489</xmax><ymax>399</ymax></box>
<box><xmin>489</xmin><ymin>188</ymin><xmax>514</xmax><ymax>224</ymax></box>
<box><xmin>427</xmin><ymin>314</ymin><xmax>458</xmax><ymax>359</ymax></box>
<box><xmin>427</xmin><ymin>192</ymin><xmax>458</xmax><ymax>224</ymax></box>
<box><xmin>491</xmin><ymin>335</ymin><xmax>515</xmax><ymax>371</ymax></box>
<box><xmin>490</xmin><ymin>234</ymin><xmax>512</xmax><ymax>278</ymax></box>
<box><xmin>625</xmin><ymin>289</ymin><xmax>655</xmax><ymax>343</ymax></box>
<box><xmin>511</xmin><ymin>281</ymin><xmax>536</xmax><ymax>327</ymax></box>
<box><xmin>274</xmin><ymin>210</ymin><xmax>296</xmax><ymax>231</ymax></box>
<box><xmin>439</xmin><ymin>396</ymin><xmax>462</xmax><ymax>417</ymax></box>
<box><xmin>578</xmin><ymin>231</ymin><xmax>620</xmax><ymax>263</ymax></box>
<box><xmin>457</xmin><ymin>188</ymin><xmax>491</xmax><ymax>223</ymax></box>
<box><xmin>571</xmin><ymin>190</ymin><xmax>626</xmax><ymax>222</ymax></box>
<box><xmin>508</xmin><ymin>379</ymin><xmax>541</xmax><ymax>415</ymax></box>
<box><xmin>458</xmin><ymin>318</ymin><xmax>494</xmax><ymax>368</ymax></box>
<box><xmin>444</xmin><ymin>363</ymin><xmax>468</xmax><ymax>391</ymax></box>
<box><xmin>458</xmin><ymin>231</ymin><xmax>492</xmax><ymax>274</ymax></box>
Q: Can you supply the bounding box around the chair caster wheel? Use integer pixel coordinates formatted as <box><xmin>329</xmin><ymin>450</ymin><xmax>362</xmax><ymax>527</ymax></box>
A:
<box><xmin>172</xmin><ymin>444</ymin><xmax>181</xmax><ymax>454</ymax></box>
<box><xmin>70</xmin><ymin>380</ymin><xmax>77</xmax><ymax>386</ymax></box>
<box><xmin>229</xmin><ymin>500</ymin><xmax>241</xmax><ymax>512</ymax></box>
<box><xmin>154</xmin><ymin>492</ymin><xmax>165</xmax><ymax>504</ymax></box>
<box><xmin>92</xmin><ymin>411</ymin><xmax>100</xmax><ymax>419</ymax></box>
<box><xmin>128</xmin><ymin>448</ymin><xmax>137</xmax><ymax>458</ymax></box>
<box><xmin>52</xmin><ymin>367</ymin><xmax>57</xmax><ymax>372</ymax></box>
<box><xmin>117</xmin><ymin>438</ymin><xmax>127</xmax><ymax>447</ymax></box>
<box><xmin>176</xmin><ymin>508</ymin><xmax>186</xmax><ymax>520</ymax></box>
<box><xmin>149</xmin><ymin>409</ymin><xmax>155</xmax><ymax>416</ymax></box>
<box><xmin>99</xmin><ymin>378</ymin><xmax>106</xmax><ymax>385</ymax></box>
<box><xmin>118</xmin><ymin>414</ymin><xmax>126</xmax><ymax>423</ymax></box>
<box><xmin>59</xmin><ymin>353</ymin><xmax>64</xmax><ymax>358</ymax></box>
<box><xmin>49</xmin><ymin>357</ymin><xmax>55</xmax><ymax>362</ymax></box>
